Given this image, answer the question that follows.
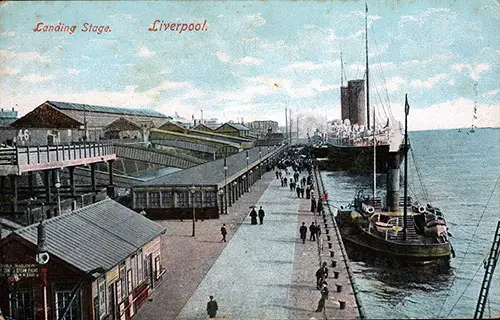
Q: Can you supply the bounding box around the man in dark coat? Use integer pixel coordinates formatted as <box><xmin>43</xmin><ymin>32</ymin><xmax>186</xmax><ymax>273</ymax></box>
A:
<box><xmin>315</xmin><ymin>262</ymin><xmax>329</xmax><ymax>289</ymax></box>
<box><xmin>207</xmin><ymin>295</ymin><xmax>218</xmax><ymax>318</ymax></box>
<box><xmin>309</xmin><ymin>222</ymin><xmax>316</xmax><ymax>241</ymax></box>
<box><xmin>296</xmin><ymin>185</ymin><xmax>301</xmax><ymax>198</ymax></box>
<box><xmin>220</xmin><ymin>224</ymin><xmax>227</xmax><ymax>242</ymax></box>
<box><xmin>258</xmin><ymin>206</ymin><xmax>265</xmax><ymax>224</ymax></box>
<box><xmin>299</xmin><ymin>222</ymin><xmax>307</xmax><ymax>244</ymax></box>
<box><xmin>250</xmin><ymin>208</ymin><xmax>258</xmax><ymax>225</ymax></box>
<box><xmin>317</xmin><ymin>199</ymin><xmax>323</xmax><ymax>214</ymax></box>
<box><xmin>315</xmin><ymin>283</ymin><xmax>329</xmax><ymax>312</ymax></box>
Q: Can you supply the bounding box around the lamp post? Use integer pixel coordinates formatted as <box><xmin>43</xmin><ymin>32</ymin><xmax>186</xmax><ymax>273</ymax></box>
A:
<box><xmin>218</xmin><ymin>189</ymin><xmax>224</xmax><ymax>216</ymax></box>
<box><xmin>55</xmin><ymin>170</ymin><xmax>61</xmax><ymax>216</ymax></box>
<box><xmin>36</xmin><ymin>221</ymin><xmax>50</xmax><ymax>320</ymax></box>
<box><xmin>233</xmin><ymin>181</ymin><xmax>237</xmax><ymax>203</ymax></box>
<box><xmin>223</xmin><ymin>158</ymin><xmax>228</xmax><ymax>213</ymax></box>
<box><xmin>246</xmin><ymin>151</ymin><xmax>249</xmax><ymax>192</ymax></box>
<box><xmin>259</xmin><ymin>147</ymin><xmax>262</xmax><ymax>177</ymax></box>
<box><xmin>189</xmin><ymin>185</ymin><xmax>196</xmax><ymax>237</ymax></box>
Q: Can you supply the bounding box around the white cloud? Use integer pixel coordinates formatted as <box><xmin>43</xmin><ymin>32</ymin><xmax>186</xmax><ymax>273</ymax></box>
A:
<box><xmin>108</xmin><ymin>13</ymin><xmax>138</xmax><ymax>23</ymax></box>
<box><xmin>0</xmin><ymin>30</ymin><xmax>15</xmax><ymax>37</ymax></box>
<box><xmin>237</xmin><ymin>56</ymin><xmax>263</xmax><ymax>65</ymax></box>
<box><xmin>281</xmin><ymin>61</ymin><xmax>326</xmax><ymax>72</ymax></box>
<box><xmin>452</xmin><ymin>63</ymin><xmax>490</xmax><ymax>81</ymax></box>
<box><xmin>215</xmin><ymin>51</ymin><xmax>230</xmax><ymax>62</ymax></box>
<box><xmin>20</xmin><ymin>74</ymin><xmax>56</xmax><ymax>83</ymax></box>
<box><xmin>448</xmin><ymin>78</ymin><xmax>455</xmax><ymax>86</ymax></box>
<box><xmin>0</xmin><ymin>50</ymin><xmax>51</xmax><ymax>62</ymax></box>
<box><xmin>137</xmin><ymin>46</ymin><xmax>156</xmax><ymax>59</ymax></box>
<box><xmin>67</xmin><ymin>68</ymin><xmax>80</xmax><ymax>75</ymax></box>
<box><xmin>483</xmin><ymin>89</ymin><xmax>500</xmax><ymax>96</ymax></box>
<box><xmin>392</xmin><ymin>98</ymin><xmax>500</xmax><ymax>131</ymax></box>
<box><xmin>410</xmin><ymin>74</ymin><xmax>448</xmax><ymax>88</ymax></box>
<box><xmin>0</xmin><ymin>67</ymin><xmax>18</xmax><ymax>75</ymax></box>
<box><xmin>385</xmin><ymin>76</ymin><xmax>407</xmax><ymax>92</ymax></box>
<box><xmin>248</xmin><ymin>13</ymin><xmax>266</xmax><ymax>27</ymax></box>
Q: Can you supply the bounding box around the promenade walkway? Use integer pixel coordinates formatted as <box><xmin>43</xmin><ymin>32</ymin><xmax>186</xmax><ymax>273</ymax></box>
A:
<box><xmin>134</xmin><ymin>169</ymin><xmax>358</xmax><ymax>320</ymax></box>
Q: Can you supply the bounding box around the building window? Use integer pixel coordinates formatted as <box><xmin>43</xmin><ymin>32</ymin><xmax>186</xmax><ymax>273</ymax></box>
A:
<box><xmin>10</xmin><ymin>290</ymin><xmax>35</xmax><ymax>320</ymax></box>
<box><xmin>119</xmin><ymin>264</ymin><xmax>127</xmax><ymax>299</ymax></box>
<box><xmin>137</xmin><ymin>250</ymin><xmax>143</xmax><ymax>283</ymax></box>
<box><xmin>176</xmin><ymin>191</ymin><xmax>188</xmax><ymax>208</ymax></box>
<box><xmin>135</xmin><ymin>192</ymin><xmax>147</xmax><ymax>209</ymax></box>
<box><xmin>192</xmin><ymin>191</ymin><xmax>202</xmax><ymax>208</ymax></box>
<box><xmin>161</xmin><ymin>191</ymin><xmax>173</xmax><ymax>207</ymax></box>
<box><xmin>149</xmin><ymin>191</ymin><xmax>160</xmax><ymax>208</ymax></box>
<box><xmin>127</xmin><ymin>269</ymin><xmax>133</xmax><ymax>295</ymax></box>
<box><xmin>205</xmin><ymin>191</ymin><xmax>217</xmax><ymax>207</ymax></box>
<box><xmin>154</xmin><ymin>256</ymin><xmax>161</xmax><ymax>279</ymax></box>
<box><xmin>55</xmin><ymin>290</ymin><xmax>82</xmax><ymax>320</ymax></box>
<box><xmin>98</xmin><ymin>279</ymin><xmax>107</xmax><ymax>319</ymax></box>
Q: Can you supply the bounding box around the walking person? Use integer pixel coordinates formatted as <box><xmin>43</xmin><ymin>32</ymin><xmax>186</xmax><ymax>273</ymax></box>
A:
<box><xmin>309</xmin><ymin>222</ymin><xmax>316</xmax><ymax>241</ymax></box>
<box><xmin>315</xmin><ymin>282</ymin><xmax>329</xmax><ymax>312</ymax></box>
<box><xmin>250</xmin><ymin>207</ymin><xmax>258</xmax><ymax>225</ymax></box>
<box><xmin>220</xmin><ymin>224</ymin><xmax>227</xmax><ymax>242</ymax></box>
<box><xmin>311</xmin><ymin>196</ymin><xmax>317</xmax><ymax>212</ymax></box>
<box><xmin>300</xmin><ymin>222</ymin><xmax>307</xmax><ymax>244</ymax></box>
<box><xmin>258</xmin><ymin>206</ymin><xmax>265</xmax><ymax>224</ymax></box>
<box><xmin>207</xmin><ymin>295</ymin><xmax>218</xmax><ymax>319</ymax></box>
<box><xmin>315</xmin><ymin>262</ymin><xmax>329</xmax><ymax>289</ymax></box>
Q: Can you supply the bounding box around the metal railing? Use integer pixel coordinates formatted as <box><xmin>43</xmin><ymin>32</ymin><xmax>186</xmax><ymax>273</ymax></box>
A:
<box><xmin>0</xmin><ymin>142</ymin><xmax>114</xmax><ymax>167</ymax></box>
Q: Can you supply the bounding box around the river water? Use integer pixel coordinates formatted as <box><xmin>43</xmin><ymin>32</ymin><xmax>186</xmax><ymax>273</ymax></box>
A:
<box><xmin>321</xmin><ymin>128</ymin><xmax>500</xmax><ymax>319</ymax></box>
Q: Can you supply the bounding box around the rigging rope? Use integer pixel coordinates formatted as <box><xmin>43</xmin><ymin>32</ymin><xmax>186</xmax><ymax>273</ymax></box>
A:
<box><xmin>437</xmin><ymin>175</ymin><xmax>500</xmax><ymax>318</ymax></box>
<box><xmin>408</xmin><ymin>138</ymin><xmax>431</xmax><ymax>203</ymax></box>
<box><xmin>370</xmin><ymin>26</ymin><xmax>394</xmax><ymax>121</ymax></box>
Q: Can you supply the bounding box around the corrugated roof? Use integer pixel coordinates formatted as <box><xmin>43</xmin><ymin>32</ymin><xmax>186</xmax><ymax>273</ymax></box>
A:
<box><xmin>0</xmin><ymin>110</ymin><xmax>17</xmax><ymax>119</ymax></box>
<box><xmin>136</xmin><ymin>146</ymin><xmax>281</xmax><ymax>186</ymax></box>
<box><xmin>222</xmin><ymin>123</ymin><xmax>250</xmax><ymax>131</ymax></box>
<box><xmin>14</xmin><ymin>199</ymin><xmax>165</xmax><ymax>273</ymax></box>
<box><xmin>47</xmin><ymin>101</ymin><xmax>170</xmax><ymax>119</ymax></box>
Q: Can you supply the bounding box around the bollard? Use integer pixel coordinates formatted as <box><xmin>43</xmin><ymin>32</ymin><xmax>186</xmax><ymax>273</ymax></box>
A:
<box><xmin>331</xmin><ymin>260</ymin><xmax>337</xmax><ymax>268</ymax></box>
<box><xmin>330</xmin><ymin>250</ymin><xmax>335</xmax><ymax>257</ymax></box>
<box><xmin>339</xmin><ymin>300</ymin><xmax>346</xmax><ymax>309</ymax></box>
<box><xmin>328</xmin><ymin>242</ymin><xmax>333</xmax><ymax>249</ymax></box>
<box><xmin>323</xmin><ymin>218</ymin><xmax>327</xmax><ymax>223</ymax></box>
<box><xmin>327</xmin><ymin>235</ymin><xmax>331</xmax><ymax>241</ymax></box>
<box><xmin>334</xmin><ymin>271</ymin><xmax>339</xmax><ymax>279</ymax></box>
<box><xmin>325</xmin><ymin>229</ymin><xmax>330</xmax><ymax>234</ymax></box>
<box><xmin>336</xmin><ymin>284</ymin><xmax>343</xmax><ymax>292</ymax></box>
<box><xmin>325</xmin><ymin>223</ymin><xmax>328</xmax><ymax>229</ymax></box>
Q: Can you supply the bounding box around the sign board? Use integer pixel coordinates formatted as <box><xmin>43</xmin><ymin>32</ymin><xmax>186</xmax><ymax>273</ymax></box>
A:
<box><xmin>0</xmin><ymin>263</ymin><xmax>39</xmax><ymax>278</ymax></box>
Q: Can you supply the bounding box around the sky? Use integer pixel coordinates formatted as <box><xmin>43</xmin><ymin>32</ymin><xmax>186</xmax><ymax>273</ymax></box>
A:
<box><xmin>0</xmin><ymin>0</ymin><xmax>499</xmax><ymax>132</ymax></box>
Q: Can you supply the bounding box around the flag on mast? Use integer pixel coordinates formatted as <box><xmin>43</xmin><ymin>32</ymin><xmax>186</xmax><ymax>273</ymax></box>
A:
<box><xmin>405</xmin><ymin>94</ymin><xmax>410</xmax><ymax>115</ymax></box>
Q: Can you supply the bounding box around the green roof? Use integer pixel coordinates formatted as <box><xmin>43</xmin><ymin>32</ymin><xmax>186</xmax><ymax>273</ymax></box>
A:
<box><xmin>47</xmin><ymin>101</ymin><xmax>170</xmax><ymax>119</ymax></box>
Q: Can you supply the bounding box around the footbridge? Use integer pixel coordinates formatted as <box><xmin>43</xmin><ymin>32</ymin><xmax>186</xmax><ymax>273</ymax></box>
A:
<box><xmin>149</xmin><ymin>129</ymin><xmax>242</xmax><ymax>159</ymax></box>
<box><xmin>113</xmin><ymin>143</ymin><xmax>205</xmax><ymax>169</ymax></box>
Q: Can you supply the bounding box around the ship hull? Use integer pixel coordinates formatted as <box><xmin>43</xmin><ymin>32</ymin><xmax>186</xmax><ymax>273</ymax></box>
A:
<box><xmin>335</xmin><ymin>210</ymin><xmax>452</xmax><ymax>262</ymax></box>
<box><xmin>314</xmin><ymin>142</ymin><xmax>405</xmax><ymax>173</ymax></box>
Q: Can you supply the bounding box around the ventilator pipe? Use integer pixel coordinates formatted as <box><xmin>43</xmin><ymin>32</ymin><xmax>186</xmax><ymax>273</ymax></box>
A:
<box><xmin>362</xmin><ymin>203</ymin><xmax>375</xmax><ymax>214</ymax></box>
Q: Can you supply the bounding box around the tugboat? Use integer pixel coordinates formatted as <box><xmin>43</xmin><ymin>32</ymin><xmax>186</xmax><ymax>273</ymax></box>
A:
<box><xmin>335</xmin><ymin>95</ymin><xmax>453</xmax><ymax>262</ymax></box>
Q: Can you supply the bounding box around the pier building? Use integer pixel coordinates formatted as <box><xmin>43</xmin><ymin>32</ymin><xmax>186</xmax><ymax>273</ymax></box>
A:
<box><xmin>0</xmin><ymin>199</ymin><xmax>166</xmax><ymax>320</ymax></box>
<box><xmin>131</xmin><ymin>146</ymin><xmax>286</xmax><ymax>220</ymax></box>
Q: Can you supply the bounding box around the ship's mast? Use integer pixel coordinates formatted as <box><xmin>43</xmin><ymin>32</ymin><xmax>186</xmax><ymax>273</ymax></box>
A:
<box><xmin>340</xmin><ymin>52</ymin><xmax>344</xmax><ymax>87</ymax></box>
<box><xmin>373</xmin><ymin>109</ymin><xmax>376</xmax><ymax>201</ymax></box>
<box><xmin>403</xmin><ymin>94</ymin><xmax>409</xmax><ymax>241</ymax></box>
<box><xmin>365</xmin><ymin>3</ymin><xmax>370</xmax><ymax>130</ymax></box>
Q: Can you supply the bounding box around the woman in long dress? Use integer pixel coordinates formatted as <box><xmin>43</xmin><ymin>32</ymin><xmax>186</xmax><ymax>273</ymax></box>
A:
<box><xmin>250</xmin><ymin>208</ymin><xmax>258</xmax><ymax>225</ymax></box>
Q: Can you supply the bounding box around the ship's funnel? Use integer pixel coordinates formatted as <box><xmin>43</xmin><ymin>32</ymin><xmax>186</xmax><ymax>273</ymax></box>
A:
<box><xmin>386</xmin><ymin>151</ymin><xmax>401</xmax><ymax>212</ymax></box>
<box><xmin>341</xmin><ymin>80</ymin><xmax>366</xmax><ymax>126</ymax></box>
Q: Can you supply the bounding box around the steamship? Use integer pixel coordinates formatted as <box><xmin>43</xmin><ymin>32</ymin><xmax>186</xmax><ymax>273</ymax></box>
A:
<box><xmin>314</xmin><ymin>5</ymin><xmax>405</xmax><ymax>173</ymax></box>
<box><xmin>335</xmin><ymin>96</ymin><xmax>453</xmax><ymax>262</ymax></box>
